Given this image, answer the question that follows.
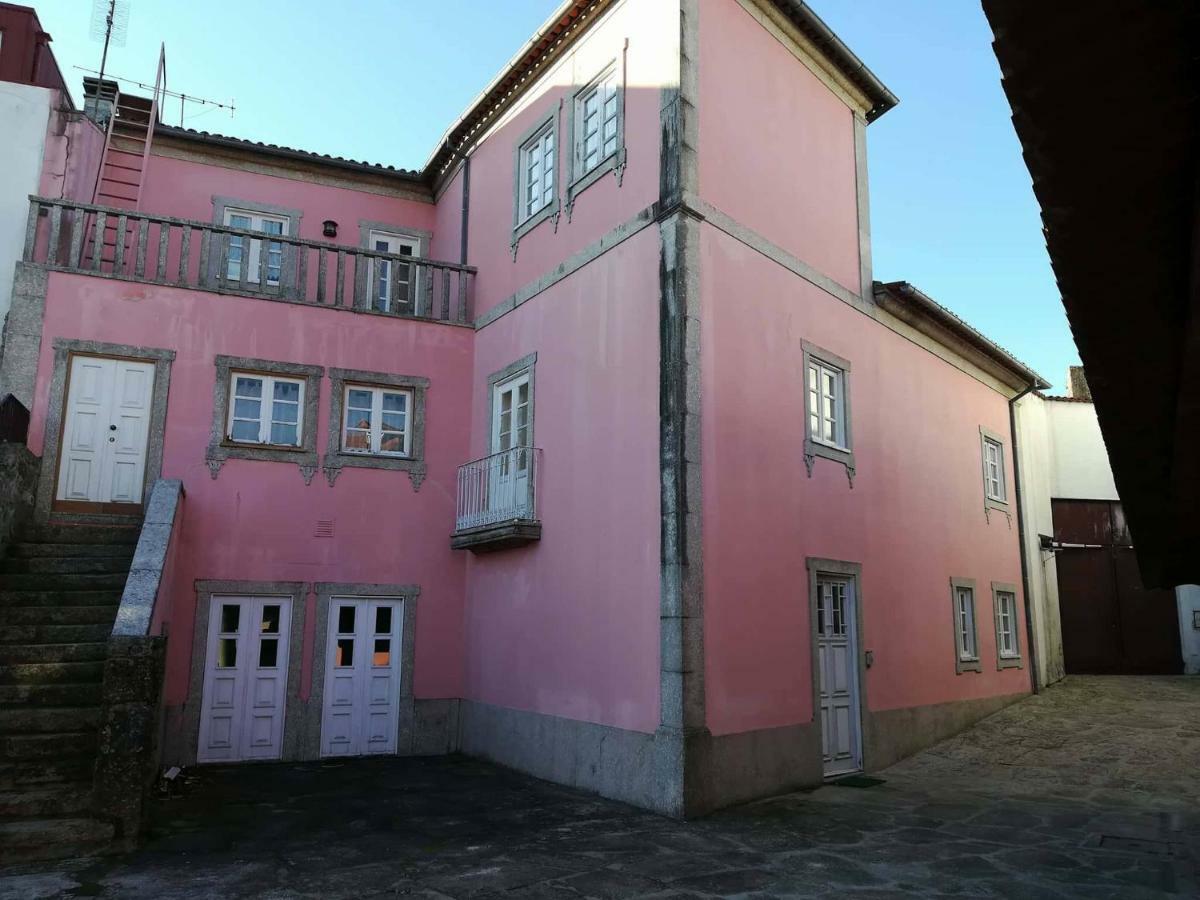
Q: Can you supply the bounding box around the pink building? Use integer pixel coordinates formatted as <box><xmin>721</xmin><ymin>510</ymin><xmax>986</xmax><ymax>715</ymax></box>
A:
<box><xmin>0</xmin><ymin>0</ymin><xmax>1048</xmax><ymax>854</ymax></box>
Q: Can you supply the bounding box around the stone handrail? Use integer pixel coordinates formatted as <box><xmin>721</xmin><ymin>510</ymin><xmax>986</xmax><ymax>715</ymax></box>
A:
<box><xmin>23</xmin><ymin>196</ymin><xmax>475</xmax><ymax>325</ymax></box>
<box><xmin>113</xmin><ymin>478</ymin><xmax>184</xmax><ymax>638</ymax></box>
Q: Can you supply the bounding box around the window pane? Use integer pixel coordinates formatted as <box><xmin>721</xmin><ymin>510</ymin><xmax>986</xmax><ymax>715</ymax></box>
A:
<box><xmin>381</xmin><ymin>411</ymin><xmax>405</xmax><ymax>432</ymax></box>
<box><xmin>235</xmin><ymin>377</ymin><xmax>262</xmax><ymax>399</ymax></box>
<box><xmin>261</xmin><ymin>605</ymin><xmax>281</xmax><ymax>634</ymax></box>
<box><xmin>258</xmin><ymin>638</ymin><xmax>278</xmax><ymax>668</ymax></box>
<box><xmin>230</xmin><ymin>420</ymin><xmax>259</xmax><ymax>442</ymax></box>
<box><xmin>382</xmin><ymin>392</ymin><xmax>407</xmax><ymax>413</ymax></box>
<box><xmin>380</xmin><ymin>432</ymin><xmax>406</xmax><ymax>454</ymax></box>
<box><xmin>337</xmin><ymin>606</ymin><xmax>355</xmax><ymax>634</ymax></box>
<box><xmin>233</xmin><ymin>398</ymin><xmax>261</xmax><ymax>420</ymax></box>
<box><xmin>229</xmin><ymin>214</ymin><xmax>252</xmax><ymax>229</ymax></box>
<box><xmin>375</xmin><ymin>606</ymin><xmax>392</xmax><ymax>635</ymax></box>
<box><xmin>343</xmin><ymin>428</ymin><xmax>370</xmax><ymax>451</ymax></box>
<box><xmin>272</xmin><ymin>400</ymin><xmax>299</xmax><ymax>425</ymax></box>
<box><xmin>372</xmin><ymin>639</ymin><xmax>391</xmax><ymax>667</ymax></box>
<box><xmin>348</xmin><ymin>389</ymin><xmax>373</xmax><ymax>410</ymax></box>
<box><xmin>335</xmin><ymin>638</ymin><xmax>354</xmax><ymax>667</ymax></box>
<box><xmin>220</xmin><ymin>604</ymin><xmax>240</xmax><ymax>633</ymax></box>
<box><xmin>270</xmin><ymin>423</ymin><xmax>298</xmax><ymax>446</ymax></box>
<box><xmin>217</xmin><ymin>637</ymin><xmax>237</xmax><ymax>668</ymax></box>
<box><xmin>274</xmin><ymin>381</ymin><xmax>300</xmax><ymax>403</ymax></box>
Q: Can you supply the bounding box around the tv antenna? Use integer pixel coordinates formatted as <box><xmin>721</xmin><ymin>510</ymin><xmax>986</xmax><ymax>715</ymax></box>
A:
<box><xmin>89</xmin><ymin>0</ymin><xmax>130</xmax><ymax>90</ymax></box>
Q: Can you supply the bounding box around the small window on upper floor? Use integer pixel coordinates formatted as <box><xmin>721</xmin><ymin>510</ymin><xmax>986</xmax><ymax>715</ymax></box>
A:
<box><xmin>979</xmin><ymin>427</ymin><xmax>1008</xmax><ymax>515</ymax></box>
<box><xmin>223</xmin><ymin>209</ymin><xmax>288</xmax><ymax>286</ymax></box>
<box><xmin>808</xmin><ymin>358</ymin><xmax>848</xmax><ymax>451</ymax></box>
<box><xmin>574</xmin><ymin>66</ymin><xmax>620</xmax><ymax>179</ymax></box>
<box><xmin>227</xmin><ymin>371</ymin><xmax>304</xmax><ymax>447</ymax></box>
<box><xmin>518</xmin><ymin>121</ymin><xmax>556</xmax><ymax>224</ymax></box>
<box><xmin>801</xmin><ymin>341</ymin><xmax>856</xmax><ymax>484</ymax></box>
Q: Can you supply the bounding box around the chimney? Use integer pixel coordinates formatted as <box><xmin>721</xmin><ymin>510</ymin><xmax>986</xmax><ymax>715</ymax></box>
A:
<box><xmin>82</xmin><ymin>76</ymin><xmax>119</xmax><ymax>127</ymax></box>
<box><xmin>1067</xmin><ymin>366</ymin><xmax>1092</xmax><ymax>401</ymax></box>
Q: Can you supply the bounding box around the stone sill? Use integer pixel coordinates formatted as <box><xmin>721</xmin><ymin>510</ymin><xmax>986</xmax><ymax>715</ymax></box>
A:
<box><xmin>450</xmin><ymin>520</ymin><xmax>541</xmax><ymax>554</ymax></box>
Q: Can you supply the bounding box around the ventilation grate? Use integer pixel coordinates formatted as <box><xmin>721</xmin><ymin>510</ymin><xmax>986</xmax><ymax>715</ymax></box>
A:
<box><xmin>314</xmin><ymin>520</ymin><xmax>334</xmax><ymax>538</ymax></box>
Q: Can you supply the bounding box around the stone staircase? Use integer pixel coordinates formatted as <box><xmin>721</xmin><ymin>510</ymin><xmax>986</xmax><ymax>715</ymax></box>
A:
<box><xmin>0</xmin><ymin>521</ymin><xmax>139</xmax><ymax>865</ymax></box>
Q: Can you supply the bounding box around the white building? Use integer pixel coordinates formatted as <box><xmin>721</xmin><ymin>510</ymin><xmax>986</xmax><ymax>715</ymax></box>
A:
<box><xmin>1016</xmin><ymin>368</ymin><xmax>1195</xmax><ymax>681</ymax></box>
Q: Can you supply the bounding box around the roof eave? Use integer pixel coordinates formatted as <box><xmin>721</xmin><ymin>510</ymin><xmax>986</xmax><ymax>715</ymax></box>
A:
<box><xmin>875</xmin><ymin>281</ymin><xmax>1051</xmax><ymax>392</ymax></box>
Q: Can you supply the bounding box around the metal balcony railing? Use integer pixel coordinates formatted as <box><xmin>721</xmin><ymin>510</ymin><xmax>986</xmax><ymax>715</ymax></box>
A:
<box><xmin>22</xmin><ymin>196</ymin><xmax>475</xmax><ymax>325</ymax></box>
<box><xmin>454</xmin><ymin>447</ymin><xmax>541</xmax><ymax>532</ymax></box>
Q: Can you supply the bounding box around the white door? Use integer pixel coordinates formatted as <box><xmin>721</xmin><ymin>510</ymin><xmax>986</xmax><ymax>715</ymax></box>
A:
<box><xmin>816</xmin><ymin>575</ymin><xmax>863</xmax><ymax>777</ymax></box>
<box><xmin>488</xmin><ymin>372</ymin><xmax>532</xmax><ymax>519</ymax></box>
<box><xmin>320</xmin><ymin>598</ymin><xmax>404</xmax><ymax>757</ymax></box>
<box><xmin>56</xmin><ymin>355</ymin><xmax>154</xmax><ymax>506</ymax></box>
<box><xmin>367</xmin><ymin>231</ymin><xmax>418</xmax><ymax>312</ymax></box>
<box><xmin>224</xmin><ymin>209</ymin><xmax>287</xmax><ymax>286</ymax></box>
<box><xmin>197</xmin><ymin>596</ymin><xmax>293</xmax><ymax>763</ymax></box>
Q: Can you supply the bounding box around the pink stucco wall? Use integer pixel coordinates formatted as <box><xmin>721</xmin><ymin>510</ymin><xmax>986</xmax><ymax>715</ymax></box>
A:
<box><xmin>697</xmin><ymin>0</ymin><xmax>862</xmax><ymax>296</ymax></box>
<box><xmin>139</xmin><ymin>153</ymin><xmax>436</xmax><ymax>255</ymax></box>
<box><xmin>700</xmin><ymin>228</ymin><xmax>1028</xmax><ymax>737</ymax></box>
<box><xmin>29</xmin><ymin>272</ymin><xmax>472</xmax><ymax>705</ymax></box>
<box><xmin>462</xmin><ymin>0</ymin><xmax>668</xmax><ymax>320</ymax></box>
<box><xmin>463</xmin><ymin>227</ymin><xmax>662</xmax><ymax>734</ymax></box>
<box><xmin>38</xmin><ymin>101</ymin><xmax>106</xmax><ymax>204</ymax></box>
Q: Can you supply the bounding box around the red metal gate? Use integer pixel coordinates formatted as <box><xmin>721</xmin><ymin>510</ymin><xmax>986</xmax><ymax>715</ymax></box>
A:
<box><xmin>1052</xmin><ymin>499</ymin><xmax>1182</xmax><ymax>674</ymax></box>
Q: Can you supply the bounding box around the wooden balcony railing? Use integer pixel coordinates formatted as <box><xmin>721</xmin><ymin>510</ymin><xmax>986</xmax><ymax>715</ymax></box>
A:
<box><xmin>22</xmin><ymin>196</ymin><xmax>475</xmax><ymax>324</ymax></box>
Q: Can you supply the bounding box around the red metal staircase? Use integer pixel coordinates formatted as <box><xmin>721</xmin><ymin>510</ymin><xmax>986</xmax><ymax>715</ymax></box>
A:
<box><xmin>86</xmin><ymin>46</ymin><xmax>166</xmax><ymax>271</ymax></box>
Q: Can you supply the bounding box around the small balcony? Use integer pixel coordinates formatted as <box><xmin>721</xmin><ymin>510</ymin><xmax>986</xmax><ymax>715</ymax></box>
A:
<box><xmin>22</xmin><ymin>196</ymin><xmax>475</xmax><ymax>324</ymax></box>
<box><xmin>452</xmin><ymin>447</ymin><xmax>542</xmax><ymax>553</ymax></box>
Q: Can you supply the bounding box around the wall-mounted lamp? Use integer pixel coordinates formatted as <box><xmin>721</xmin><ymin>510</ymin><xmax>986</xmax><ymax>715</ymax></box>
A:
<box><xmin>322</xmin><ymin>220</ymin><xmax>338</xmax><ymax>238</ymax></box>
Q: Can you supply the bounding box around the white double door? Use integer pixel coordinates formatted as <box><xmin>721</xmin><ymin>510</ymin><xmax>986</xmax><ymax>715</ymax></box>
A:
<box><xmin>488</xmin><ymin>372</ymin><xmax>532</xmax><ymax>518</ymax></box>
<box><xmin>816</xmin><ymin>575</ymin><xmax>863</xmax><ymax>777</ymax></box>
<box><xmin>320</xmin><ymin>597</ymin><xmax>404</xmax><ymax>757</ymax></box>
<box><xmin>56</xmin><ymin>355</ymin><xmax>154</xmax><ymax>505</ymax></box>
<box><xmin>197</xmin><ymin>596</ymin><xmax>292</xmax><ymax>763</ymax></box>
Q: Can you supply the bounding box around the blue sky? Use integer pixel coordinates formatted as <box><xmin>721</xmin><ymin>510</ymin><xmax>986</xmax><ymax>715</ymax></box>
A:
<box><xmin>36</xmin><ymin>0</ymin><xmax>1074</xmax><ymax>387</ymax></box>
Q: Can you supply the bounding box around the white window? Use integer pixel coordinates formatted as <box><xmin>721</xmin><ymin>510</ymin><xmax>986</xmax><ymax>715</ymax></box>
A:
<box><xmin>518</xmin><ymin>122</ymin><xmax>556</xmax><ymax>223</ymax></box>
<box><xmin>983</xmin><ymin>436</ymin><xmax>1006</xmax><ymax>502</ymax></box>
<box><xmin>224</xmin><ymin>209</ymin><xmax>288</xmax><ymax>286</ymax></box>
<box><xmin>226</xmin><ymin>372</ymin><xmax>303</xmax><ymax>447</ymax></box>
<box><xmin>808</xmin><ymin>359</ymin><xmax>848</xmax><ymax>449</ymax></box>
<box><xmin>956</xmin><ymin>586</ymin><xmax>978</xmax><ymax>662</ymax></box>
<box><xmin>995</xmin><ymin>590</ymin><xmax>1019</xmax><ymax>659</ymax></box>
<box><xmin>367</xmin><ymin>231</ymin><xmax>419</xmax><ymax>313</ymax></box>
<box><xmin>574</xmin><ymin>67</ymin><xmax>620</xmax><ymax>178</ymax></box>
<box><xmin>341</xmin><ymin>385</ymin><xmax>412</xmax><ymax>457</ymax></box>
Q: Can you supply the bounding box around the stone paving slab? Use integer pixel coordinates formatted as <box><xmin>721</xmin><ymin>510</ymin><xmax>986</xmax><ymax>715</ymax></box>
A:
<box><xmin>0</xmin><ymin>676</ymin><xmax>1197</xmax><ymax>898</ymax></box>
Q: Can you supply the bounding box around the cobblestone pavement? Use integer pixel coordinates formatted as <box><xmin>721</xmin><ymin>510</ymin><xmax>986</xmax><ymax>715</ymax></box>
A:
<box><xmin>2</xmin><ymin>676</ymin><xmax>1198</xmax><ymax>899</ymax></box>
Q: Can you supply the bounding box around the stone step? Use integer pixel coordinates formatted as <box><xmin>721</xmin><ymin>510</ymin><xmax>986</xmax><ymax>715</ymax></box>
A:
<box><xmin>0</xmin><ymin>682</ymin><xmax>103</xmax><ymax>707</ymax></box>
<box><xmin>0</xmin><ymin>661</ymin><xmax>104</xmax><ymax>686</ymax></box>
<box><xmin>0</xmin><ymin>784</ymin><xmax>92</xmax><ymax>818</ymax></box>
<box><xmin>22</xmin><ymin>524</ymin><xmax>140</xmax><ymax>545</ymax></box>
<box><xmin>0</xmin><ymin>604</ymin><xmax>119</xmax><ymax>624</ymax></box>
<box><xmin>0</xmin><ymin>642</ymin><xmax>108</xmax><ymax>665</ymax></box>
<box><xmin>7</xmin><ymin>542</ymin><xmax>138</xmax><ymax>559</ymax></box>
<box><xmin>0</xmin><ymin>706</ymin><xmax>100</xmax><ymax>734</ymax></box>
<box><xmin>0</xmin><ymin>817</ymin><xmax>114</xmax><ymax>865</ymax></box>
<box><xmin>0</xmin><ymin>731</ymin><xmax>97</xmax><ymax>761</ymax></box>
<box><xmin>0</xmin><ymin>623</ymin><xmax>112</xmax><ymax>644</ymax></box>
<box><xmin>0</xmin><ymin>556</ymin><xmax>133</xmax><ymax>575</ymax></box>
<box><xmin>0</xmin><ymin>572</ymin><xmax>129</xmax><ymax>592</ymax></box>
<box><xmin>0</xmin><ymin>759</ymin><xmax>94</xmax><ymax>790</ymax></box>
<box><xmin>0</xmin><ymin>589</ymin><xmax>124</xmax><ymax>607</ymax></box>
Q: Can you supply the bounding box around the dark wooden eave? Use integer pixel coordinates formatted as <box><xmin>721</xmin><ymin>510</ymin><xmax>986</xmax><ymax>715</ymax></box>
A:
<box><xmin>983</xmin><ymin>0</ymin><xmax>1200</xmax><ymax>587</ymax></box>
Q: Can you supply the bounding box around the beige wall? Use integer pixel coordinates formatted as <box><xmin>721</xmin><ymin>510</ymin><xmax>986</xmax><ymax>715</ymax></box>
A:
<box><xmin>1046</xmin><ymin>400</ymin><xmax>1120</xmax><ymax>500</ymax></box>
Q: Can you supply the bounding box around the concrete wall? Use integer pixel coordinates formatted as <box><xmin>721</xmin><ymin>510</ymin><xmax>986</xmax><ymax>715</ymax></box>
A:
<box><xmin>1013</xmin><ymin>393</ymin><xmax>1065</xmax><ymax>688</ymax></box>
<box><xmin>1045</xmin><ymin>398</ymin><xmax>1120</xmax><ymax>500</ymax></box>
<box><xmin>0</xmin><ymin>81</ymin><xmax>51</xmax><ymax>332</ymax></box>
